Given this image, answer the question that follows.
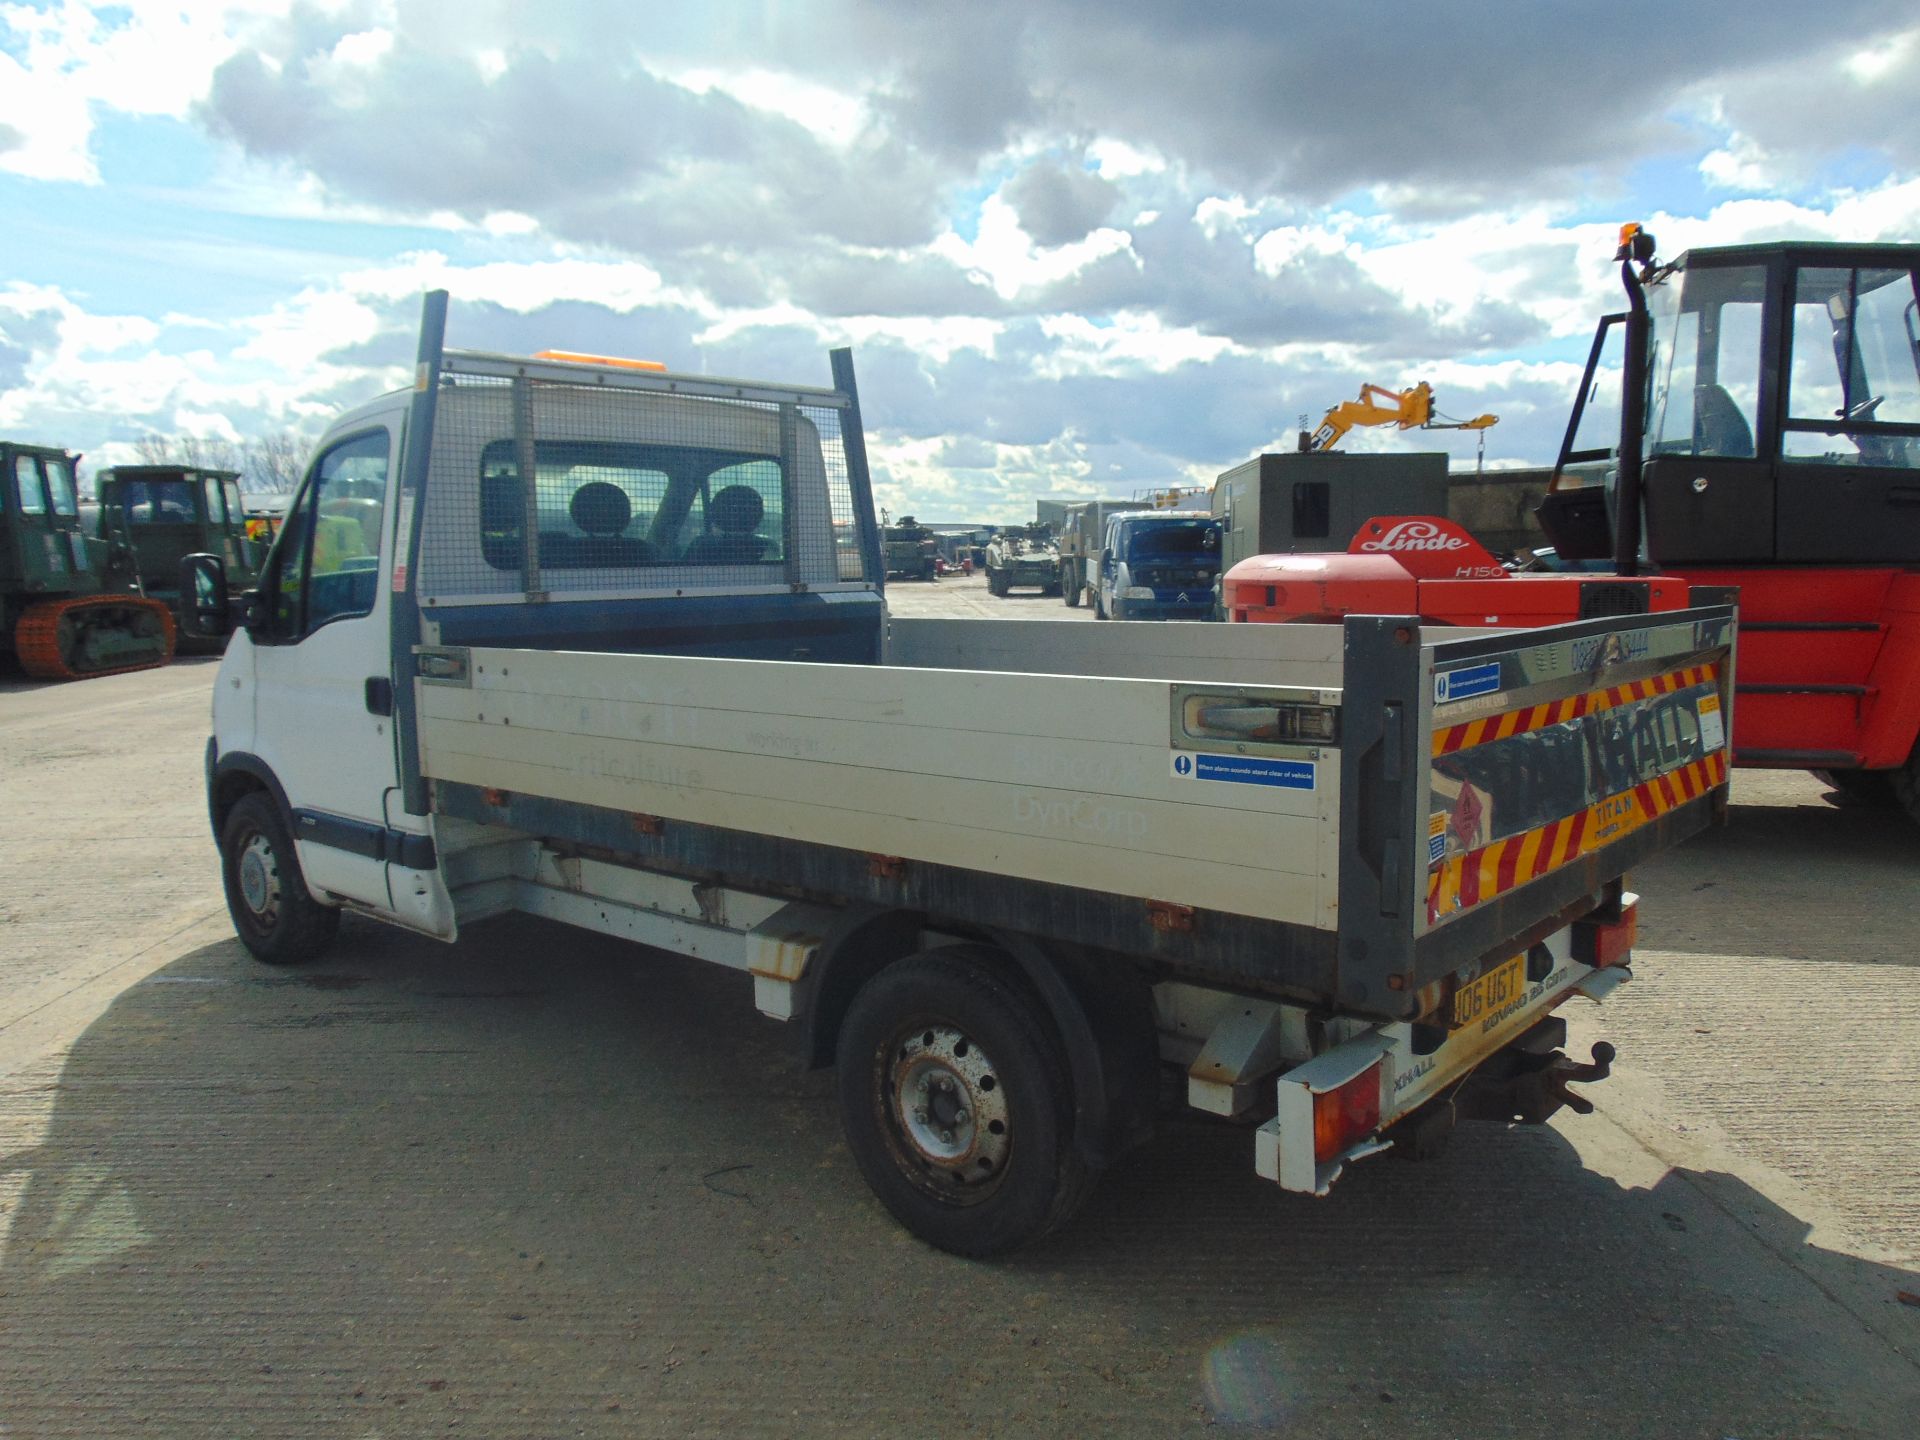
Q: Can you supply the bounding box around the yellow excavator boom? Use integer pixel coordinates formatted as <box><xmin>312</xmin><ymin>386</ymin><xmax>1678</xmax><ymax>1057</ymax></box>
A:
<box><xmin>1300</xmin><ymin>381</ymin><xmax>1497</xmax><ymax>452</ymax></box>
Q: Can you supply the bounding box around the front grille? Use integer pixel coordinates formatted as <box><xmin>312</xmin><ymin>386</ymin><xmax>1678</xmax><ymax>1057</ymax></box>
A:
<box><xmin>1143</xmin><ymin>567</ymin><xmax>1213</xmax><ymax>587</ymax></box>
<box><xmin>1578</xmin><ymin>582</ymin><xmax>1651</xmax><ymax>619</ymax></box>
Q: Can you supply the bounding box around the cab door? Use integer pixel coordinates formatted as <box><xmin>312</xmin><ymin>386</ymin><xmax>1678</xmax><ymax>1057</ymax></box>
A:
<box><xmin>9</xmin><ymin>452</ymin><xmax>89</xmax><ymax>591</ymax></box>
<box><xmin>248</xmin><ymin>421</ymin><xmax>404</xmax><ymax>912</ymax></box>
<box><xmin>1774</xmin><ymin>260</ymin><xmax>1920</xmax><ymax>563</ymax></box>
<box><xmin>1639</xmin><ymin>260</ymin><xmax>1775</xmax><ymax>565</ymax></box>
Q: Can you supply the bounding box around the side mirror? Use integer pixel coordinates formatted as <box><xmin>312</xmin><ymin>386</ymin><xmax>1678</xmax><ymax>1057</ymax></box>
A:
<box><xmin>178</xmin><ymin>553</ymin><xmax>233</xmax><ymax>640</ymax></box>
<box><xmin>1100</xmin><ymin>547</ymin><xmax>1113</xmax><ymax>564</ymax></box>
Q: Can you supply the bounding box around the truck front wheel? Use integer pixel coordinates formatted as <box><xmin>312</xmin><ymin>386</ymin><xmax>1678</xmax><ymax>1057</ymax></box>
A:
<box><xmin>219</xmin><ymin>793</ymin><xmax>341</xmax><ymax>965</ymax></box>
<box><xmin>836</xmin><ymin>947</ymin><xmax>1090</xmax><ymax>1257</ymax></box>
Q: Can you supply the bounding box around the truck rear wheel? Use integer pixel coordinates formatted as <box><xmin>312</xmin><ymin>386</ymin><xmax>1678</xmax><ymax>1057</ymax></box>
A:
<box><xmin>835</xmin><ymin>947</ymin><xmax>1090</xmax><ymax>1257</ymax></box>
<box><xmin>220</xmin><ymin>793</ymin><xmax>341</xmax><ymax>965</ymax></box>
<box><xmin>1063</xmin><ymin>579</ymin><xmax>1081</xmax><ymax>608</ymax></box>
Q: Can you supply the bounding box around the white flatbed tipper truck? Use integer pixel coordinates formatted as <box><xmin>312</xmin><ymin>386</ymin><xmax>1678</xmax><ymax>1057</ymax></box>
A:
<box><xmin>183</xmin><ymin>295</ymin><xmax>1737</xmax><ymax>1256</ymax></box>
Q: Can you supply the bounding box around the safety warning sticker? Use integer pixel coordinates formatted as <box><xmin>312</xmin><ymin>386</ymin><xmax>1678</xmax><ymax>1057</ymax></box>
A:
<box><xmin>1696</xmin><ymin>691</ymin><xmax>1726</xmax><ymax>752</ymax></box>
<box><xmin>1434</xmin><ymin>660</ymin><xmax>1502</xmax><ymax>705</ymax></box>
<box><xmin>1171</xmin><ymin>752</ymin><xmax>1316</xmax><ymax>790</ymax></box>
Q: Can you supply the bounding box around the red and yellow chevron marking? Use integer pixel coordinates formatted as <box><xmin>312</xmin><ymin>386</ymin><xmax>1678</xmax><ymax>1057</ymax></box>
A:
<box><xmin>1426</xmin><ymin>748</ymin><xmax>1728</xmax><ymax>925</ymax></box>
<box><xmin>1431</xmin><ymin>663</ymin><xmax>1719</xmax><ymax>759</ymax></box>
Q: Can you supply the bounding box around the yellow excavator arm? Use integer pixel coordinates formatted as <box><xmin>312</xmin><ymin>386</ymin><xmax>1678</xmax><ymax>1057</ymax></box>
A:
<box><xmin>1301</xmin><ymin>381</ymin><xmax>1498</xmax><ymax>452</ymax></box>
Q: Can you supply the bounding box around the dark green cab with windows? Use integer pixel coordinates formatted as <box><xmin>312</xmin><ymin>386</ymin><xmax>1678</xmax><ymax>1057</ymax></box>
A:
<box><xmin>92</xmin><ymin>465</ymin><xmax>263</xmax><ymax>650</ymax></box>
<box><xmin>2</xmin><ymin>442</ymin><xmax>176</xmax><ymax>679</ymax></box>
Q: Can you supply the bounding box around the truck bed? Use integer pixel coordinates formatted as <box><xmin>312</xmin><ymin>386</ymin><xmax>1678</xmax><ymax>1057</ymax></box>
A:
<box><xmin>414</xmin><ymin>605</ymin><xmax>1736</xmax><ymax>1016</ymax></box>
<box><xmin>418</xmin><ymin>627</ymin><xmax>1339</xmax><ymax>930</ymax></box>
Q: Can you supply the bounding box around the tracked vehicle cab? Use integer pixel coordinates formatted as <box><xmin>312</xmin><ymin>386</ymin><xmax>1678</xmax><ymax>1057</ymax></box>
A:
<box><xmin>1543</xmin><ymin>239</ymin><xmax>1920</xmax><ymax>567</ymax></box>
<box><xmin>2</xmin><ymin>442</ymin><xmax>177</xmax><ymax>678</ymax></box>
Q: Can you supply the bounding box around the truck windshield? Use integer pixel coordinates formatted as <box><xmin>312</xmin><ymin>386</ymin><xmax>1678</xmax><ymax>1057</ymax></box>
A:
<box><xmin>1644</xmin><ymin>263</ymin><xmax>1764</xmax><ymax>461</ymax></box>
<box><xmin>1122</xmin><ymin>521</ymin><xmax>1219</xmax><ymax>558</ymax></box>
<box><xmin>122</xmin><ymin>479</ymin><xmax>198</xmax><ymax>524</ymax></box>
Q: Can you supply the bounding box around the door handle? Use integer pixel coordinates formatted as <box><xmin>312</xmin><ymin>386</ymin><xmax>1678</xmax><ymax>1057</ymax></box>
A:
<box><xmin>364</xmin><ymin>676</ymin><xmax>394</xmax><ymax>716</ymax></box>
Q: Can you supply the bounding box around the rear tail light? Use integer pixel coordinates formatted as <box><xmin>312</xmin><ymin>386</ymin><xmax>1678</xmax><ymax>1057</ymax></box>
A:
<box><xmin>1312</xmin><ymin>1062</ymin><xmax>1383</xmax><ymax>1162</ymax></box>
<box><xmin>1573</xmin><ymin>896</ymin><xmax>1638</xmax><ymax>969</ymax></box>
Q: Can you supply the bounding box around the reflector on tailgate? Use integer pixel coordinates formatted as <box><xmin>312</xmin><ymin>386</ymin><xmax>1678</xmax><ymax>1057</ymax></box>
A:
<box><xmin>1422</xmin><ymin>620</ymin><xmax>1734</xmax><ymax>933</ymax></box>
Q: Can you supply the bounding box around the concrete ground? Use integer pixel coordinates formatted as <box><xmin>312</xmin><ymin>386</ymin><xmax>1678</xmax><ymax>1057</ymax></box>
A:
<box><xmin>2</xmin><ymin>598</ymin><xmax>1916</xmax><ymax>1438</ymax></box>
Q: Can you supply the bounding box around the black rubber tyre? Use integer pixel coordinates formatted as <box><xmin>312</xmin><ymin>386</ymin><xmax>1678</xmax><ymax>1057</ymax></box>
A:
<box><xmin>835</xmin><ymin>947</ymin><xmax>1090</xmax><ymax>1258</ymax></box>
<box><xmin>220</xmin><ymin>792</ymin><xmax>341</xmax><ymax>965</ymax></box>
<box><xmin>1814</xmin><ymin>768</ymin><xmax>1897</xmax><ymax>807</ymax></box>
<box><xmin>1093</xmin><ymin>588</ymin><xmax>1108</xmax><ymax>620</ymax></box>
<box><xmin>1890</xmin><ymin>746</ymin><xmax>1920</xmax><ymax>827</ymax></box>
<box><xmin>1063</xmin><ymin>579</ymin><xmax>1082</xmax><ymax>608</ymax></box>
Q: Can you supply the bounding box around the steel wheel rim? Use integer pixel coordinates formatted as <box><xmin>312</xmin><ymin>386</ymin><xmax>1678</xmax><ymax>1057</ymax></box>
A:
<box><xmin>236</xmin><ymin>831</ymin><xmax>281</xmax><ymax>925</ymax></box>
<box><xmin>876</xmin><ymin>1021</ymin><xmax>1012</xmax><ymax>1206</ymax></box>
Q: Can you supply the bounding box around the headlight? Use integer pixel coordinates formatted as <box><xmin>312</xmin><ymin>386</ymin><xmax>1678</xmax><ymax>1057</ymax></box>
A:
<box><xmin>1125</xmin><ymin>586</ymin><xmax>1156</xmax><ymax>599</ymax></box>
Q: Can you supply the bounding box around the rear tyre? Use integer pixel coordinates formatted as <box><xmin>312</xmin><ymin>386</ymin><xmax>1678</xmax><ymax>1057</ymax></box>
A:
<box><xmin>1814</xmin><ymin>768</ymin><xmax>1896</xmax><ymax>807</ymax></box>
<box><xmin>1063</xmin><ymin>579</ymin><xmax>1082</xmax><ymax>608</ymax></box>
<box><xmin>835</xmin><ymin>947</ymin><xmax>1090</xmax><ymax>1257</ymax></box>
<box><xmin>220</xmin><ymin>793</ymin><xmax>341</xmax><ymax>965</ymax></box>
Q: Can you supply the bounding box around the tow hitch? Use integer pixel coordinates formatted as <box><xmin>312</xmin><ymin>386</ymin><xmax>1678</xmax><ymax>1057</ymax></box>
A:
<box><xmin>1387</xmin><ymin>1019</ymin><xmax>1618</xmax><ymax>1164</ymax></box>
<box><xmin>1456</xmin><ymin>1039</ymin><xmax>1616</xmax><ymax>1125</ymax></box>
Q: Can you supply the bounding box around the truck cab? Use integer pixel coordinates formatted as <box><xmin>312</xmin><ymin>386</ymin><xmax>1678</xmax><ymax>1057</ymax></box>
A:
<box><xmin>2</xmin><ymin>443</ymin><xmax>90</xmax><ymax>606</ymax></box>
<box><xmin>1541</xmin><ymin>239</ymin><xmax>1920</xmax><ymax>793</ymax></box>
<box><xmin>1095</xmin><ymin>512</ymin><xmax>1222</xmax><ymax>620</ymax></box>
<box><xmin>93</xmin><ymin>465</ymin><xmax>260</xmax><ymax>641</ymax></box>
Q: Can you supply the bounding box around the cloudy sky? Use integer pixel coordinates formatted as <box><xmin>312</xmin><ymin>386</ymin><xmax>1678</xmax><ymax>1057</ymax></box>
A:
<box><xmin>2</xmin><ymin>0</ymin><xmax>1917</xmax><ymax>519</ymax></box>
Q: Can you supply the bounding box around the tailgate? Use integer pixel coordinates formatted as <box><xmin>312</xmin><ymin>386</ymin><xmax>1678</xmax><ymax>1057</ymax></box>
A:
<box><xmin>1333</xmin><ymin>604</ymin><xmax>1735</xmax><ymax>1018</ymax></box>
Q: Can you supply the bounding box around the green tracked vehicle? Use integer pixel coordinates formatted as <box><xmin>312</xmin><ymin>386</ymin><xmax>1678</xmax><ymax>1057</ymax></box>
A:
<box><xmin>91</xmin><ymin>465</ymin><xmax>263</xmax><ymax>651</ymax></box>
<box><xmin>2</xmin><ymin>443</ymin><xmax>176</xmax><ymax>680</ymax></box>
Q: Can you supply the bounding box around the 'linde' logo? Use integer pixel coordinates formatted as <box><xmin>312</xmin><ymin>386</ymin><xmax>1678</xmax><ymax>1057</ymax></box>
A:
<box><xmin>1358</xmin><ymin>520</ymin><xmax>1466</xmax><ymax>553</ymax></box>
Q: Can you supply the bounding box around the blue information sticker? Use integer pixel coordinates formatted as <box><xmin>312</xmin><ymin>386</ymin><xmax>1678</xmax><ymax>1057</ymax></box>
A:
<box><xmin>1434</xmin><ymin>661</ymin><xmax>1502</xmax><ymax>704</ymax></box>
<box><xmin>1170</xmin><ymin>752</ymin><xmax>1316</xmax><ymax>790</ymax></box>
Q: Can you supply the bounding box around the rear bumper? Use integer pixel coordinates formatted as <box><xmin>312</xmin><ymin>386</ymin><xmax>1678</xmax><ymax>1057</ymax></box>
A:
<box><xmin>1255</xmin><ymin>927</ymin><xmax>1627</xmax><ymax>1194</ymax></box>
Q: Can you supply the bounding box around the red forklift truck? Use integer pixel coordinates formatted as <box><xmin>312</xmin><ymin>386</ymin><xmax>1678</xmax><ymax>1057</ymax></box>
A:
<box><xmin>1225</xmin><ymin>229</ymin><xmax>1920</xmax><ymax>819</ymax></box>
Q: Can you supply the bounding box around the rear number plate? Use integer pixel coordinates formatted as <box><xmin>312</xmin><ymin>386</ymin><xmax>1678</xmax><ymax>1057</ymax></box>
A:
<box><xmin>1453</xmin><ymin>952</ymin><xmax>1527</xmax><ymax>1029</ymax></box>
